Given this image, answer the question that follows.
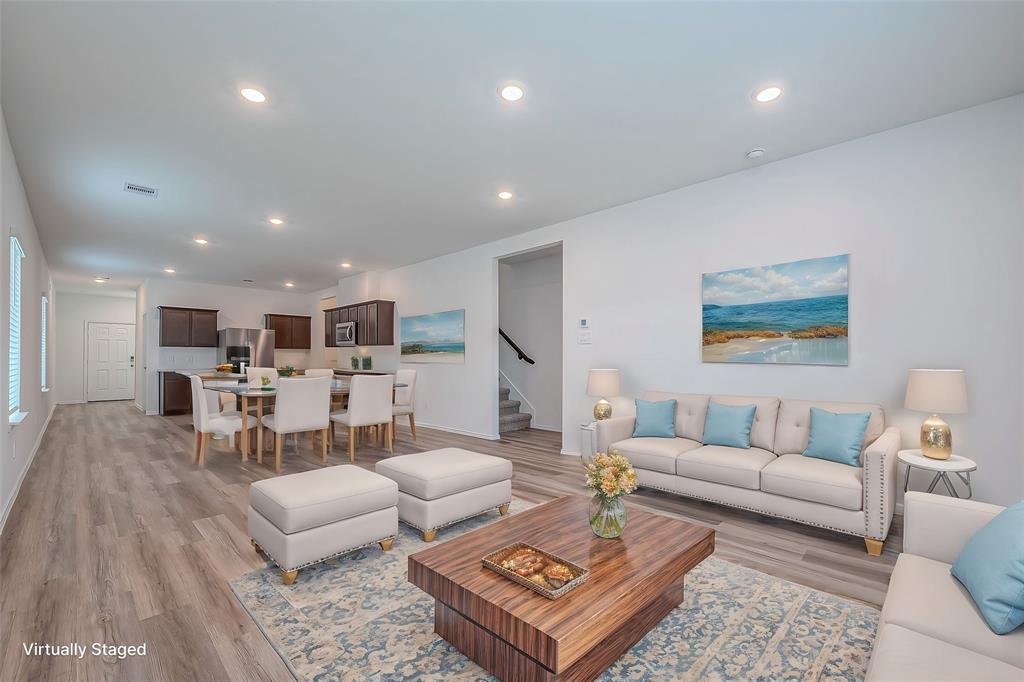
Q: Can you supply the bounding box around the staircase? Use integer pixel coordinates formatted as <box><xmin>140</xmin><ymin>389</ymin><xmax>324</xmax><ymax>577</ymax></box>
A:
<box><xmin>499</xmin><ymin>386</ymin><xmax>532</xmax><ymax>433</ymax></box>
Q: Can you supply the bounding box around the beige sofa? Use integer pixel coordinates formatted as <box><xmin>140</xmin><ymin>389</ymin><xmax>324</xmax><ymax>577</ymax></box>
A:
<box><xmin>867</xmin><ymin>492</ymin><xmax>1023</xmax><ymax>681</ymax></box>
<box><xmin>595</xmin><ymin>392</ymin><xmax>901</xmax><ymax>554</ymax></box>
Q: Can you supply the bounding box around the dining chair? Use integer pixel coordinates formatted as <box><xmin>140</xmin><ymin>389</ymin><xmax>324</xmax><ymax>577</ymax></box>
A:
<box><xmin>246</xmin><ymin>366</ymin><xmax>279</xmax><ymax>390</ymax></box>
<box><xmin>392</xmin><ymin>369</ymin><xmax>417</xmax><ymax>441</ymax></box>
<box><xmin>190</xmin><ymin>376</ymin><xmax>255</xmax><ymax>465</ymax></box>
<box><xmin>330</xmin><ymin>374</ymin><xmax>395</xmax><ymax>462</ymax></box>
<box><xmin>261</xmin><ymin>376</ymin><xmax>332</xmax><ymax>473</ymax></box>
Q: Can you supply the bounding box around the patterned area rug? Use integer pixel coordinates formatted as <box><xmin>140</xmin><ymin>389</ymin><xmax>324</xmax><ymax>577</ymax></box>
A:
<box><xmin>230</xmin><ymin>500</ymin><xmax>878</xmax><ymax>681</ymax></box>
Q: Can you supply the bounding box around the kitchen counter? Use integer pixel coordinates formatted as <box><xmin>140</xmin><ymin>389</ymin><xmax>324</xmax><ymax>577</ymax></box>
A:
<box><xmin>332</xmin><ymin>369</ymin><xmax>396</xmax><ymax>375</ymax></box>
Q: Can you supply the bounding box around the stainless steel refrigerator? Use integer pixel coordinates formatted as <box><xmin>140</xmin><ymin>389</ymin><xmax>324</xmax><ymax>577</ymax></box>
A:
<box><xmin>217</xmin><ymin>328</ymin><xmax>275</xmax><ymax>372</ymax></box>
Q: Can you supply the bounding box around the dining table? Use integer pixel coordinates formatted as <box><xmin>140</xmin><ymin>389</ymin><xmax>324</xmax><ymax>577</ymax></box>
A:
<box><xmin>204</xmin><ymin>377</ymin><xmax>408</xmax><ymax>464</ymax></box>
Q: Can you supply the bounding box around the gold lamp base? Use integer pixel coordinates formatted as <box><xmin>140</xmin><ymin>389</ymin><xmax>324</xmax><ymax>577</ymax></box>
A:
<box><xmin>920</xmin><ymin>414</ymin><xmax>952</xmax><ymax>459</ymax></box>
<box><xmin>593</xmin><ymin>399</ymin><xmax>612</xmax><ymax>421</ymax></box>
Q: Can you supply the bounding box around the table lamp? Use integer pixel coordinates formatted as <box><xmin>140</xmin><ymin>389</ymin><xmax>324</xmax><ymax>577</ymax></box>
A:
<box><xmin>587</xmin><ymin>369</ymin><xmax>620</xmax><ymax>421</ymax></box>
<box><xmin>904</xmin><ymin>369</ymin><xmax>968</xmax><ymax>460</ymax></box>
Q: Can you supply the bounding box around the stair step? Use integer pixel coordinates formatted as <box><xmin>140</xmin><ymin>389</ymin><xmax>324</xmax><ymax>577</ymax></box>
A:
<box><xmin>499</xmin><ymin>412</ymin><xmax>532</xmax><ymax>433</ymax></box>
<box><xmin>499</xmin><ymin>399</ymin><xmax>521</xmax><ymax>416</ymax></box>
<box><xmin>498</xmin><ymin>387</ymin><xmax>510</xmax><ymax>400</ymax></box>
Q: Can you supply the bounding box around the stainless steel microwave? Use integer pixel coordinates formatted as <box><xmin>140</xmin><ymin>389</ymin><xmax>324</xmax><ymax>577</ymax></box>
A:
<box><xmin>335</xmin><ymin>321</ymin><xmax>356</xmax><ymax>346</ymax></box>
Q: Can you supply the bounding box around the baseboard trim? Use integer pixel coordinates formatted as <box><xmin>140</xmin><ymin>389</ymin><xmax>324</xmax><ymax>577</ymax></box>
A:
<box><xmin>56</xmin><ymin>400</ymin><xmax>85</xmax><ymax>405</ymax></box>
<box><xmin>560</xmin><ymin>449</ymin><xmax>581</xmax><ymax>457</ymax></box>
<box><xmin>0</xmin><ymin>401</ymin><xmax>55</xmax><ymax>534</ymax></box>
<box><xmin>133</xmin><ymin>402</ymin><xmax>145</xmax><ymax>413</ymax></box>
<box><xmin>414</xmin><ymin>421</ymin><xmax>500</xmax><ymax>441</ymax></box>
<box><xmin>146</xmin><ymin>410</ymin><xmax>158</xmax><ymax>416</ymax></box>
<box><xmin>532</xmin><ymin>424</ymin><xmax>562</xmax><ymax>433</ymax></box>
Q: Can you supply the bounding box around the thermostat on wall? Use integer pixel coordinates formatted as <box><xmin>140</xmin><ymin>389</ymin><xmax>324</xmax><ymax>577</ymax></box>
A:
<box><xmin>579</xmin><ymin>318</ymin><xmax>590</xmax><ymax>329</ymax></box>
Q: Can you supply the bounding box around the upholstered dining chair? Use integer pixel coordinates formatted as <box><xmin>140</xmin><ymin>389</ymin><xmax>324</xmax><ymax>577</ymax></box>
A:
<box><xmin>392</xmin><ymin>369</ymin><xmax>417</xmax><ymax>441</ymax></box>
<box><xmin>246</xmin><ymin>366</ymin><xmax>279</xmax><ymax>390</ymax></box>
<box><xmin>331</xmin><ymin>374</ymin><xmax>395</xmax><ymax>462</ymax></box>
<box><xmin>190</xmin><ymin>376</ymin><xmax>256</xmax><ymax>465</ymax></box>
<box><xmin>260</xmin><ymin>376</ymin><xmax>332</xmax><ymax>473</ymax></box>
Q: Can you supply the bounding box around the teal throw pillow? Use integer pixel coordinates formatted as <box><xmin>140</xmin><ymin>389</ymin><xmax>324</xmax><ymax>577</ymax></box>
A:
<box><xmin>951</xmin><ymin>502</ymin><xmax>1024</xmax><ymax>635</ymax></box>
<box><xmin>632</xmin><ymin>399</ymin><xmax>676</xmax><ymax>438</ymax></box>
<box><xmin>802</xmin><ymin>407</ymin><xmax>871</xmax><ymax>467</ymax></box>
<box><xmin>702</xmin><ymin>401</ymin><xmax>756</xmax><ymax>448</ymax></box>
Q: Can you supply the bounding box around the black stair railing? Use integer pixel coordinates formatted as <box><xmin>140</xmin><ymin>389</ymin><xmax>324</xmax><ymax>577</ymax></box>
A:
<box><xmin>498</xmin><ymin>328</ymin><xmax>536</xmax><ymax>365</ymax></box>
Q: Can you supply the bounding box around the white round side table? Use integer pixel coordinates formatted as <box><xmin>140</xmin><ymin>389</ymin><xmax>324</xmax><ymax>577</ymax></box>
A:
<box><xmin>898</xmin><ymin>449</ymin><xmax>977</xmax><ymax>499</ymax></box>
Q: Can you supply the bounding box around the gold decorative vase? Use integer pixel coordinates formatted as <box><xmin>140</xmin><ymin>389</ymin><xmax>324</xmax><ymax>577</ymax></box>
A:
<box><xmin>593</xmin><ymin>399</ymin><xmax>612</xmax><ymax>421</ymax></box>
<box><xmin>920</xmin><ymin>414</ymin><xmax>952</xmax><ymax>460</ymax></box>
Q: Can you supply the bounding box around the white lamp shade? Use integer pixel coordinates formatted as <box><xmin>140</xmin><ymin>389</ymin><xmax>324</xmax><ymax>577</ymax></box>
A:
<box><xmin>587</xmin><ymin>369</ymin><xmax>620</xmax><ymax>398</ymax></box>
<box><xmin>904</xmin><ymin>369</ymin><xmax>968</xmax><ymax>414</ymax></box>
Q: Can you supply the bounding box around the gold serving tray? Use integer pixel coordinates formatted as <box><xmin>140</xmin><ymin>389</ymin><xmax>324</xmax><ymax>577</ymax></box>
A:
<box><xmin>481</xmin><ymin>542</ymin><xmax>589</xmax><ymax>600</ymax></box>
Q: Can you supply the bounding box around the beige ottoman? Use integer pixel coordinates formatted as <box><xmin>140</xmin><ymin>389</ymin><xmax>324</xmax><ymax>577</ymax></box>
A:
<box><xmin>248</xmin><ymin>465</ymin><xmax>398</xmax><ymax>585</ymax></box>
<box><xmin>375</xmin><ymin>448</ymin><xmax>512</xmax><ymax>542</ymax></box>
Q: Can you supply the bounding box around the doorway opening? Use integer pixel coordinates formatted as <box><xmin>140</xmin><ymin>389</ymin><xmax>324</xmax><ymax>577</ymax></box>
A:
<box><xmin>497</xmin><ymin>243</ymin><xmax>563</xmax><ymax>434</ymax></box>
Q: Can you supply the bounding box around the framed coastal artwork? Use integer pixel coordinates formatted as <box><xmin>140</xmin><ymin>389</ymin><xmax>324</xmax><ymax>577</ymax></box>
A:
<box><xmin>400</xmin><ymin>309</ymin><xmax>466</xmax><ymax>364</ymax></box>
<box><xmin>701</xmin><ymin>254</ymin><xmax>849</xmax><ymax>365</ymax></box>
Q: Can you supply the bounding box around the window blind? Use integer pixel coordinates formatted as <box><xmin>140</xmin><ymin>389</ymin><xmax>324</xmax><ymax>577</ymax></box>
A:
<box><xmin>41</xmin><ymin>295</ymin><xmax>48</xmax><ymax>389</ymax></box>
<box><xmin>9</xmin><ymin>236</ymin><xmax>24</xmax><ymax>414</ymax></box>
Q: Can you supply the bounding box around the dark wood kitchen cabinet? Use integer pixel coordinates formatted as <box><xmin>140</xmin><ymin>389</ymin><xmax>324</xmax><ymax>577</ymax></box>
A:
<box><xmin>158</xmin><ymin>306</ymin><xmax>219</xmax><ymax>347</ymax></box>
<box><xmin>323</xmin><ymin>300</ymin><xmax>395</xmax><ymax>347</ymax></box>
<box><xmin>160</xmin><ymin>371</ymin><xmax>192</xmax><ymax>415</ymax></box>
<box><xmin>265</xmin><ymin>314</ymin><xmax>311</xmax><ymax>350</ymax></box>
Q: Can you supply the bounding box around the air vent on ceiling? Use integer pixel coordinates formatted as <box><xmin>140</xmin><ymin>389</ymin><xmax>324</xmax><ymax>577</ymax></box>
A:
<box><xmin>123</xmin><ymin>181</ymin><xmax>159</xmax><ymax>198</ymax></box>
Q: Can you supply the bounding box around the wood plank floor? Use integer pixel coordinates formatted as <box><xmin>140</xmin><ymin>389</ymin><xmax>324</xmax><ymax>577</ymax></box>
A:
<box><xmin>0</xmin><ymin>401</ymin><xmax>899</xmax><ymax>681</ymax></box>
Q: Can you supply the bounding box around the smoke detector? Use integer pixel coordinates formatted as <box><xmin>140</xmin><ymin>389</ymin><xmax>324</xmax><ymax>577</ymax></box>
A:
<box><xmin>123</xmin><ymin>181</ymin><xmax>159</xmax><ymax>198</ymax></box>
<box><xmin>746</xmin><ymin>148</ymin><xmax>766</xmax><ymax>160</ymax></box>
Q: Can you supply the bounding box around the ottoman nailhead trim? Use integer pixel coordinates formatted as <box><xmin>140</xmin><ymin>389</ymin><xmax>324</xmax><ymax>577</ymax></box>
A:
<box><xmin>399</xmin><ymin>500</ymin><xmax>512</xmax><ymax>533</ymax></box>
<box><xmin>255</xmin><ymin>534</ymin><xmax>396</xmax><ymax>573</ymax></box>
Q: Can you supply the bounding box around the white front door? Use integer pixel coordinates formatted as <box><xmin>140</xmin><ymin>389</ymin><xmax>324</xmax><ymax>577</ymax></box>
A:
<box><xmin>87</xmin><ymin>322</ymin><xmax>136</xmax><ymax>401</ymax></box>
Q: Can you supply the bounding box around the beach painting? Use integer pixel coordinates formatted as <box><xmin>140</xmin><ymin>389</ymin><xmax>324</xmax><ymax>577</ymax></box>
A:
<box><xmin>400</xmin><ymin>309</ymin><xmax>466</xmax><ymax>364</ymax></box>
<box><xmin>702</xmin><ymin>254</ymin><xmax>849</xmax><ymax>365</ymax></box>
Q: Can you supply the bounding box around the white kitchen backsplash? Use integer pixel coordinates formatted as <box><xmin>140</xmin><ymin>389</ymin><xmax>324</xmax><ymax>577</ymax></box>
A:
<box><xmin>157</xmin><ymin>348</ymin><xmax>217</xmax><ymax>369</ymax></box>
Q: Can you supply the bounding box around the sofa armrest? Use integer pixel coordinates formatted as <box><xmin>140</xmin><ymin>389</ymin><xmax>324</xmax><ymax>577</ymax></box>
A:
<box><xmin>595</xmin><ymin>417</ymin><xmax>635</xmax><ymax>454</ymax></box>
<box><xmin>863</xmin><ymin>427</ymin><xmax>901</xmax><ymax>540</ymax></box>
<box><xmin>903</xmin><ymin>492</ymin><xmax>1004</xmax><ymax>564</ymax></box>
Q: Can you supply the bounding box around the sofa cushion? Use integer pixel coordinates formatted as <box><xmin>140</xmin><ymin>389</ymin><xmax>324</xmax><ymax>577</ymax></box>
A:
<box><xmin>760</xmin><ymin>454</ymin><xmax>863</xmax><ymax>511</ymax></box>
<box><xmin>867</xmin><ymin>624</ymin><xmax>1024</xmax><ymax>682</ymax></box>
<box><xmin>643</xmin><ymin>392</ymin><xmax>709</xmax><ymax>442</ymax></box>
<box><xmin>374</xmin><ymin>448</ymin><xmax>512</xmax><ymax>500</ymax></box>
<box><xmin>250</xmin><ymin>465</ymin><xmax>398</xmax><ymax>534</ymax></box>
<box><xmin>612</xmin><ymin>437</ymin><xmax>701</xmax><ymax>474</ymax></box>
<box><xmin>675</xmin><ymin>445</ymin><xmax>776</xmax><ymax>490</ymax></box>
<box><xmin>711</xmin><ymin>394</ymin><xmax>780</xmax><ymax>451</ymax></box>
<box><xmin>803</xmin><ymin>407</ymin><xmax>871</xmax><ymax>467</ymax></box>
<box><xmin>881</xmin><ymin>553</ymin><xmax>1024</xmax><ymax>669</ymax></box>
<box><xmin>952</xmin><ymin>501</ymin><xmax>1024</xmax><ymax>634</ymax></box>
<box><xmin>702</xmin><ymin>401</ymin><xmax>756</xmax><ymax>448</ymax></box>
<box><xmin>775</xmin><ymin>398</ymin><xmax>884</xmax><ymax>457</ymax></box>
<box><xmin>632</xmin><ymin>398</ymin><xmax>676</xmax><ymax>438</ymax></box>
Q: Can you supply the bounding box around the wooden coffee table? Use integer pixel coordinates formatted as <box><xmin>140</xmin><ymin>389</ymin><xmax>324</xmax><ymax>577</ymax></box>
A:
<box><xmin>408</xmin><ymin>495</ymin><xmax>714</xmax><ymax>681</ymax></box>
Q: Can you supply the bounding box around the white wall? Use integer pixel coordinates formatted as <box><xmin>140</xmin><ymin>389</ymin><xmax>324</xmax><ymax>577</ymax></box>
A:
<box><xmin>353</xmin><ymin>95</ymin><xmax>1023</xmax><ymax>505</ymax></box>
<box><xmin>499</xmin><ymin>252</ymin><xmax>563</xmax><ymax>430</ymax></box>
<box><xmin>136</xmin><ymin>278</ymin><xmax>333</xmax><ymax>414</ymax></box>
<box><xmin>54</xmin><ymin>291</ymin><xmax>136</xmax><ymax>404</ymax></box>
<box><xmin>1</xmin><ymin>109</ymin><xmax>55</xmax><ymax>530</ymax></box>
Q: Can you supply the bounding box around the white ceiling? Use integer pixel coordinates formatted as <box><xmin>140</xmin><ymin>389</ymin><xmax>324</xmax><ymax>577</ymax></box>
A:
<box><xmin>3</xmin><ymin>2</ymin><xmax>1022</xmax><ymax>293</ymax></box>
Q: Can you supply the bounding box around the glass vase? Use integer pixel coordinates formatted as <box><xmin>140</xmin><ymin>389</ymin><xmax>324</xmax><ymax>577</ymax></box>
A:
<box><xmin>589</xmin><ymin>495</ymin><xmax>627</xmax><ymax>539</ymax></box>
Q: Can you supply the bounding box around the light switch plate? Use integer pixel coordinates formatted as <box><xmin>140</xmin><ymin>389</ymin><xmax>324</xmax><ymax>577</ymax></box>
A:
<box><xmin>579</xmin><ymin>318</ymin><xmax>590</xmax><ymax>328</ymax></box>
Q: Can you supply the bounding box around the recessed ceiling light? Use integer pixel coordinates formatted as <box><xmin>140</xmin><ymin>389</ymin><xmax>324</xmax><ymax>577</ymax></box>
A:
<box><xmin>268</xmin><ymin>217</ymin><xmax>284</xmax><ymax>226</ymax></box>
<box><xmin>754</xmin><ymin>86</ymin><xmax>782</xmax><ymax>103</ymax></box>
<box><xmin>94</xmin><ymin>277</ymin><xmax>107</xmax><ymax>283</ymax></box>
<box><xmin>240</xmin><ymin>88</ymin><xmax>267</xmax><ymax>103</ymax></box>
<box><xmin>340</xmin><ymin>262</ymin><xmax>352</xmax><ymax>268</ymax></box>
<box><xmin>242</xmin><ymin>279</ymin><xmax>255</xmax><ymax>284</ymax></box>
<box><xmin>163</xmin><ymin>267</ymin><xmax>176</xmax><ymax>274</ymax></box>
<box><xmin>194</xmin><ymin>237</ymin><xmax>208</xmax><ymax>245</ymax></box>
<box><xmin>284</xmin><ymin>281</ymin><xmax>295</xmax><ymax>288</ymax></box>
<box><xmin>746</xmin><ymin>148</ymin><xmax>765</xmax><ymax>160</ymax></box>
<box><xmin>497</xmin><ymin>191</ymin><xmax>513</xmax><ymax>200</ymax></box>
<box><xmin>498</xmin><ymin>84</ymin><xmax>524</xmax><ymax>102</ymax></box>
